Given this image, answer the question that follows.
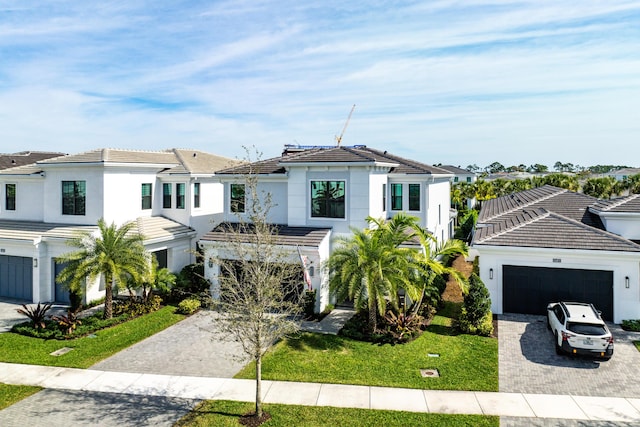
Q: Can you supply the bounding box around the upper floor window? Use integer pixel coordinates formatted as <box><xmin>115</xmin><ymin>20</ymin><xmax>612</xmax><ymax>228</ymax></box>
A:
<box><xmin>230</xmin><ymin>183</ymin><xmax>245</xmax><ymax>213</ymax></box>
<box><xmin>5</xmin><ymin>184</ymin><xmax>16</xmax><ymax>211</ymax></box>
<box><xmin>382</xmin><ymin>183</ymin><xmax>386</xmax><ymax>211</ymax></box>
<box><xmin>409</xmin><ymin>184</ymin><xmax>420</xmax><ymax>211</ymax></box>
<box><xmin>466</xmin><ymin>176</ymin><xmax>472</xmax><ymax>183</ymax></box>
<box><xmin>62</xmin><ymin>181</ymin><xmax>86</xmax><ymax>215</ymax></box>
<box><xmin>311</xmin><ymin>180</ymin><xmax>345</xmax><ymax>218</ymax></box>
<box><xmin>176</xmin><ymin>183</ymin><xmax>185</xmax><ymax>209</ymax></box>
<box><xmin>163</xmin><ymin>183</ymin><xmax>172</xmax><ymax>208</ymax></box>
<box><xmin>193</xmin><ymin>183</ymin><xmax>200</xmax><ymax>208</ymax></box>
<box><xmin>454</xmin><ymin>176</ymin><xmax>459</xmax><ymax>183</ymax></box>
<box><xmin>391</xmin><ymin>183</ymin><xmax>402</xmax><ymax>210</ymax></box>
<box><xmin>141</xmin><ymin>183</ymin><xmax>152</xmax><ymax>210</ymax></box>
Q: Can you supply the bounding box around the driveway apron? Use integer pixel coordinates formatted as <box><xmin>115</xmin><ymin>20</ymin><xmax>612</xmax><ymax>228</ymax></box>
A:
<box><xmin>499</xmin><ymin>313</ymin><xmax>640</xmax><ymax>397</ymax></box>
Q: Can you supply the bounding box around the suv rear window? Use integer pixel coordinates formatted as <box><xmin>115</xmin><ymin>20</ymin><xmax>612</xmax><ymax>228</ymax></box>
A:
<box><xmin>567</xmin><ymin>322</ymin><xmax>607</xmax><ymax>336</ymax></box>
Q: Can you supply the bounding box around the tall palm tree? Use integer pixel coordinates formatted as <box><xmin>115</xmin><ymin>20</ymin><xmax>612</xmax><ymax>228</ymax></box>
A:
<box><xmin>327</xmin><ymin>215</ymin><xmax>415</xmax><ymax>332</ymax></box>
<box><xmin>407</xmin><ymin>227</ymin><xmax>469</xmax><ymax>315</ymax></box>
<box><xmin>56</xmin><ymin>218</ymin><xmax>149</xmax><ymax>319</ymax></box>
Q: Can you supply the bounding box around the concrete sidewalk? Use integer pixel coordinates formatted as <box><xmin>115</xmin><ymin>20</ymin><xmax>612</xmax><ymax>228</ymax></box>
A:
<box><xmin>2</xmin><ymin>362</ymin><xmax>640</xmax><ymax>423</ymax></box>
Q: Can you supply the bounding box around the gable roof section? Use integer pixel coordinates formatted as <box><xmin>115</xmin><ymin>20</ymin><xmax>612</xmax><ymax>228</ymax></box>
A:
<box><xmin>591</xmin><ymin>194</ymin><xmax>640</xmax><ymax>214</ymax></box>
<box><xmin>438</xmin><ymin>165</ymin><xmax>475</xmax><ymax>175</ymax></box>
<box><xmin>200</xmin><ymin>222</ymin><xmax>331</xmax><ymax>248</ymax></box>
<box><xmin>217</xmin><ymin>146</ymin><xmax>451</xmax><ymax>176</ymax></box>
<box><xmin>0</xmin><ymin>151</ymin><xmax>66</xmax><ymax>170</ymax></box>
<box><xmin>474</xmin><ymin>208</ymin><xmax>640</xmax><ymax>252</ymax></box>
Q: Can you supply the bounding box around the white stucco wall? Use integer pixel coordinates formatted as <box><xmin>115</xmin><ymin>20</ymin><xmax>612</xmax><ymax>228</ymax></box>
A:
<box><xmin>0</xmin><ymin>177</ymin><xmax>45</xmax><ymax>221</ymax></box>
<box><xmin>368</xmin><ymin>171</ymin><xmax>387</xmax><ymax>221</ymax></box>
<box><xmin>476</xmin><ymin>245</ymin><xmax>640</xmax><ymax>324</ymax></box>
<box><xmin>42</xmin><ymin>166</ymin><xmax>105</xmax><ymax>225</ymax></box>
<box><xmin>425</xmin><ymin>178</ymin><xmax>452</xmax><ymax>242</ymax></box>
<box><xmin>599</xmin><ymin>214</ymin><xmax>640</xmax><ymax>241</ymax></box>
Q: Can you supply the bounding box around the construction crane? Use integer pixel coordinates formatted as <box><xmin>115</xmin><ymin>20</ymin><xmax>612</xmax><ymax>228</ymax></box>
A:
<box><xmin>335</xmin><ymin>104</ymin><xmax>356</xmax><ymax>147</ymax></box>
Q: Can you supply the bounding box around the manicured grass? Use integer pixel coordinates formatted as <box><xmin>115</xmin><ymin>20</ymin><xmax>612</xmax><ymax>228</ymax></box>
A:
<box><xmin>175</xmin><ymin>400</ymin><xmax>498</xmax><ymax>427</ymax></box>
<box><xmin>0</xmin><ymin>305</ymin><xmax>185</xmax><ymax>368</ymax></box>
<box><xmin>0</xmin><ymin>383</ymin><xmax>42</xmax><ymax>410</ymax></box>
<box><xmin>235</xmin><ymin>304</ymin><xmax>498</xmax><ymax>392</ymax></box>
<box><xmin>633</xmin><ymin>341</ymin><xmax>640</xmax><ymax>352</ymax></box>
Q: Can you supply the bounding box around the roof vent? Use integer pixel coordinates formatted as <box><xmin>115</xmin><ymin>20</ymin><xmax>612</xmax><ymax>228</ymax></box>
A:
<box><xmin>193</xmin><ymin>152</ymin><xmax>197</xmax><ymax>157</ymax></box>
<box><xmin>11</xmin><ymin>159</ymin><xmax>16</xmax><ymax>164</ymax></box>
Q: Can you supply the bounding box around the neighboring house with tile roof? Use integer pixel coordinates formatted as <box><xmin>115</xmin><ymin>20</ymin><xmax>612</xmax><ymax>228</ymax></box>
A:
<box><xmin>0</xmin><ymin>151</ymin><xmax>67</xmax><ymax>170</ymax></box>
<box><xmin>471</xmin><ymin>185</ymin><xmax>640</xmax><ymax>323</ymax></box>
<box><xmin>0</xmin><ymin>148</ymin><xmax>237</xmax><ymax>304</ymax></box>
<box><xmin>438</xmin><ymin>165</ymin><xmax>477</xmax><ymax>184</ymax></box>
<box><xmin>199</xmin><ymin>145</ymin><xmax>454</xmax><ymax>311</ymax></box>
<box><xmin>607</xmin><ymin>167</ymin><xmax>640</xmax><ymax>182</ymax></box>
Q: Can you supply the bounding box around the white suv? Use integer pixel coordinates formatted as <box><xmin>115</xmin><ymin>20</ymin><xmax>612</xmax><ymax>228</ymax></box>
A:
<box><xmin>547</xmin><ymin>302</ymin><xmax>613</xmax><ymax>360</ymax></box>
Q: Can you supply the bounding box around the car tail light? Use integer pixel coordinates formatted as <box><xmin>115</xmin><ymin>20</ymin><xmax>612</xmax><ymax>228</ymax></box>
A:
<box><xmin>606</xmin><ymin>336</ymin><xmax>614</xmax><ymax>344</ymax></box>
<box><xmin>561</xmin><ymin>331</ymin><xmax>574</xmax><ymax>341</ymax></box>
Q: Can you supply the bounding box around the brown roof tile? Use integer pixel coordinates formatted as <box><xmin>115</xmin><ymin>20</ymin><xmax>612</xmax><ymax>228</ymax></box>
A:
<box><xmin>200</xmin><ymin>222</ymin><xmax>331</xmax><ymax>248</ymax></box>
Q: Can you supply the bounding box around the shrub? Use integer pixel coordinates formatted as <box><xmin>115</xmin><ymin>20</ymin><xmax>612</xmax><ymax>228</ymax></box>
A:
<box><xmin>458</xmin><ymin>273</ymin><xmax>493</xmax><ymax>336</ymax></box>
<box><xmin>112</xmin><ymin>295</ymin><xmax>162</xmax><ymax>317</ymax></box>
<box><xmin>177</xmin><ymin>297</ymin><xmax>201</xmax><ymax>315</ymax></box>
<box><xmin>12</xmin><ymin>311</ymin><xmax>126</xmax><ymax>340</ymax></box>
<box><xmin>622</xmin><ymin>319</ymin><xmax>640</xmax><ymax>332</ymax></box>
<box><xmin>51</xmin><ymin>309</ymin><xmax>82</xmax><ymax>336</ymax></box>
<box><xmin>303</xmin><ymin>290</ymin><xmax>316</xmax><ymax>318</ymax></box>
<box><xmin>16</xmin><ymin>302</ymin><xmax>53</xmax><ymax>329</ymax></box>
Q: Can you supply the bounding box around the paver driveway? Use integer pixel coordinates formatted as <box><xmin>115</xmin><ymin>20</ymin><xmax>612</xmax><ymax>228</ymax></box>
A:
<box><xmin>499</xmin><ymin>313</ymin><xmax>640</xmax><ymax>397</ymax></box>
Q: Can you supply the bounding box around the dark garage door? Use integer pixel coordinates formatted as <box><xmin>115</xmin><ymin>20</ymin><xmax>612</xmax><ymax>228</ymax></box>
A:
<box><xmin>503</xmin><ymin>265</ymin><xmax>613</xmax><ymax>321</ymax></box>
<box><xmin>0</xmin><ymin>255</ymin><xmax>33</xmax><ymax>301</ymax></box>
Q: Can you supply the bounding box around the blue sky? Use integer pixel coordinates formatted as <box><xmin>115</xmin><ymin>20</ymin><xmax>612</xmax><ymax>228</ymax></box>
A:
<box><xmin>1</xmin><ymin>1</ymin><xmax>639</xmax><ymax>168</ymax></box>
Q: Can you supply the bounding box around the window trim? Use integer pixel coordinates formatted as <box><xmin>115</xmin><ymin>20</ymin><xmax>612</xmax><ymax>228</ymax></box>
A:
<box><xmin>230</xmin><ymin>183</ymin><xmax>245</xmax><ymax>213</ymax></box>
<box><xmin>141</xmin><ymin>183</ymin><xmax>152</xmax><ymax>210</ymax></box>
<box><xmin>5</xmin><ymin>183</ymin><xmax>16</xmax><ymax>211</ymax></box>
<box><xmin>310</xmin><ymin>180</ymin><xmax>346</xmax><ymax>219</ymax></box>
<box><xmin>408</xmin><ymin>183</ymin><xmax>420</xmax><ymax>211</ymax></box>
<box><xmin>162</xmin><ymin>183</ymin><xmax>172</xmax><ymax>209</ymax></box>
<box><xmin>62</xmin><ymin>180</ymin><xmax>86</xmax><ymax>216</ymax></box>
<box><xmin>176</xmin><ymin>183</ymin><xmax>185</xmax><ymax>209</ymax></box>
<box><xmin>193</xmin><ymin>182</ymin><xmax>200</xmax><ymax>208</ymax></box>
<box><xmin>382</xmin><ymin>183</ymin><xmax>386</xmax><ymax>211</ymax></box>
<box><xmin>391</xmin><ymin>183</ymin><xmax>403</xmax><ymax>211</ymax></box>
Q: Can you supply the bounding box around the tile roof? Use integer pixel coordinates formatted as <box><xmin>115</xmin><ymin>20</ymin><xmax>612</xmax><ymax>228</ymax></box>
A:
<box><xmin>0</xmin><ymin>151</ymin><xmax>66</xmax><ymax>171</ymax></box>
<box><xmin>200</xmin><ymin>222</ymin><xmax>331</xmax><ymax>248</ymax></box>
<box><xmin>438</xmin><ymin>165</ymin><xmax>475</xmax><ymax>175</ymax></box>
<box><xmin>0</xmin><ymin>148</ymin><xmax>237</xmax><ymax>176</ymax></box>
<box><xmin>473</xmin><ymin>185</ymin><xmax>640</xmax><ymax>252</ymax></box>
<box><xmin>217</xmin><ymin>146</ymin><xmax>451</xmax><ymax>176</ymax></box>
<box><xmin>590</xmin><ymin>194</ymin><xmax>640</xmax><ymax>214</ymax></box>
<box><xmin>0</xmin><ymin>217</ymin><xmax>194</xmax><ymax>244</ymax></box>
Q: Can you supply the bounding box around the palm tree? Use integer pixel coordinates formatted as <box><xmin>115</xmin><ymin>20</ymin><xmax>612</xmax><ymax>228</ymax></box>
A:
<box><xmin>407</xmin><ymin>227</ymin><xmax>468</xmax><ymax>315</ymax></box>
<box><xmin>327</xmin><ymin>215</ymin><xmax>415</xmax><ymax>331</ymax></box>
<box><xmin>56</xmin><ymin>218</ymin><xmax>149</xmax><ymax>319</ymax></box>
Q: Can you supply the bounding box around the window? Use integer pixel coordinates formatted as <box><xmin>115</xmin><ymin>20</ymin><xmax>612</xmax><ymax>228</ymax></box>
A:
<box><xmin>163</xmin><ymin>183</ymin><xmax>172</xmax><ymax>208</ymax></box>
<box><xmin>466</xmin><ymin>177</ymin><xmax>472</xmax><ymax>183</ymax></box>
<box><xmin>141</xmin><ymin>183</ymin><xmax>152</xmax><ymax>210</ymax></box>
<box><xmin>193</xmin><ymin>183</ymin><xmax>200</xmax><ymax>208</ymax></box>
<box><xmin>454</xmin><ymin>176</ymin><xmax>459</xmax><ymax>183</ymax></box>
<box><xmin>5</xmin><ymin>184</ymin><xmax>16</xmax><ymax>211</ymax></box>
<box><xmin>409</xmin><ymin>184</ymin><xmax>420</xmax><ymax>211</ymax></box>
<box><xmin>382</xmin><ymin>183</ymin><xmax>386</xmax><ymax>211</ymax></box>
<box><xmin>176</xmin><ymin>183</ymin><xmax>185</xmax><ymax>209</ymax></box>
<box><xmin>438</xmin><ymin>204</ymin><xmax>441</xmax><ymax>224</ymax></box>
<box><xmin>391</xmin><ymin>183</ymin><xmax>402</xmax><ymax>210</ymax></box>
<box><xmin>62</xmin><ymin>181</ymin><xmax>86</xmax><ymax>215</ymax></box>
<box><xmin>230</xmin><ymin>183</ymin><xmax>245</xmax><ymax>213</ymax></box>
<box><xmin>311</xmin><ymin>180</ymin><xmax>345</xmax><ymax>218</ymax></box>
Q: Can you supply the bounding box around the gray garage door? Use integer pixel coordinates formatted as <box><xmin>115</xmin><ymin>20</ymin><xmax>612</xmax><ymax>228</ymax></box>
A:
<box><xmin>503</xmin><ymin>265</ymin><xmax>613</xmax><ymax>321</ymax></box>
<box><xmin>0</xmin><ymin>255</ymin><xmax>33</xmax><ymax>301</ymax></box>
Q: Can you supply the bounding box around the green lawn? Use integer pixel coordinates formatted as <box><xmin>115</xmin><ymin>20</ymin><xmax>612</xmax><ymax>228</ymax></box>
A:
<box><xmin>175</xmin><ymin>400</ymin><xmax>498</xmax><ymax>427</ymax></box>
<box><xmin>235</xmin><ymin>306</ymin><xmax>498</xmax><ymax>392</ymax></box>
<box><xmin>0</xmin><ymin>305</ymin><xmax>185</xmax><ymax>368</ymax></box>
<box><xmin>634</xmin><ymin>341</ymin><xmax>640</xmax><ymax>352</ymax></box>
<box><xmin>0</xmin><ymin>383</ymin><xmax>42</xmax><ymax>410</ymax></box>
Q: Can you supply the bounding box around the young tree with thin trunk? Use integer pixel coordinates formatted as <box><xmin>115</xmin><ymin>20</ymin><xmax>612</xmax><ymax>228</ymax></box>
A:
<box><xmin>211</xmin><ymin>156</ymin><xmax>303</xmax><ymax>422</ymax></box>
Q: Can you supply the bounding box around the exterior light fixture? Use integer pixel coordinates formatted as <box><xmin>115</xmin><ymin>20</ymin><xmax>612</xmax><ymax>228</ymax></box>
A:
<box><xmin>626</xmin><ymin>277</ymin><xmax>630</xmax><ymax>288</ymax></box>
<box><xmin>33</xmin><ymin>258</ymin><xmax>38</xmax><ymax>268</ymax></box>
<box><xmin>309</xmin><ymin>266</ymin><xmax>314</xmax><ymax>277</ymax></box>
<box><xmin>489</xmin><ymin>268</ymin><xmax>493</xmax><ymax>280</ymax></box>
<box><xmin>208</xmin><ymin>257</ymin><xmax>214</xmax><ymax>268</ymax></box>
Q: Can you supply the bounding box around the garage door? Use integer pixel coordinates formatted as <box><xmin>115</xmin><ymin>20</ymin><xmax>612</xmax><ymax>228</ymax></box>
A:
<box><xmin>0</xmin><ymin>255</ymin><xmax>33</xmax><ymax>301</ymax></box>
<box><xmin>503</xmin><ymin>265</ymin><xmax>613</xmax><ymax>321</ymax></box>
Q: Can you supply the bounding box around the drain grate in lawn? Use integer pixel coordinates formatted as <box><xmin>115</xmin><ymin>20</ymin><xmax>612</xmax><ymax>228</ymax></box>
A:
<box><xmin>420</xmin><ymin>369</ymin><xmax>440</xmax><ymax>378</ymax></box>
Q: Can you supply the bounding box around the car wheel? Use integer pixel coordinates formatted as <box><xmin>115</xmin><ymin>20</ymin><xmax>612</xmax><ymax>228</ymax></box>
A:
<box><xmin>554</xmin><ymin>332</ymin><xmax>562</xmax><ymax>355</ymax></box>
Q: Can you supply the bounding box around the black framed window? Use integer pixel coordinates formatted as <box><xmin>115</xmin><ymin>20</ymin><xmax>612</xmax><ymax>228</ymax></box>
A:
<box><xmin>391</xmin><ymin>183</ymin><xmax>402</xmax><ymax>210</ymax></box>
<box><xmin>62</xmin><ymin>181</ymin><xmax>86</xmax><ymax>215</ymax></box>
<box><xmin>163</xmin><ymin>183</ymin><xmax>172</xmax><ymax>208</ymax></box>
<box><xmin>311</xmin><ymin>180</ymin><xmax>345</xmax><ymax>218</ymax></box>
<box><xmin>176</xmin><ymin>183</ymin><xmax>185</xmax><ymax>209</ymax></box>
<box><xmin>141</xmin><ymin>183</ymin><xmax>152</xmax><ymax>210</ymax></box>
<box><xmin>193</xmin><ymin>183</ymin><xmax>200</xmax><ymax>208</ymax></box>
<box><xmin>230</xmin><ymin>184</ymin><xmax>245</xmax><ymax>213</ymax></box>
<box><xmin>5</xmin><ymin>184</ymin><xmax>16</xmax><ymax>211</ymax></box>
<box><xmin>409</xmin><ymin>184</ymin><xmax>420</xmax><ymax>211</ymax></box>
<box><xmin>382</xmin><ymin>183</ymin><xmax>386</xmax><ymax>211</ymax></box>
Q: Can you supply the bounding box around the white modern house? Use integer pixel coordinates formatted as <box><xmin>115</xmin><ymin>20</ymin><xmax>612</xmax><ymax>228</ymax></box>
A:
<box><xmin>199</xmin><ymin>145</ymin><xmax>455</xmax><ymax>312</ymax></box>
<box><xmin>472</xmin><ymin>185</ymin><xmax>640</xmax><ymax>323</ymax></box>
<box><xmin>0</xmin><ymin>148</ymin><xmax>236</xmax><ymax>304</ymax></box>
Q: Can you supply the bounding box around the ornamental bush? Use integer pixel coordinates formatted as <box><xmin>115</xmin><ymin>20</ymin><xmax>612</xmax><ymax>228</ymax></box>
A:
<box><xmin>177</xmin><ymin>297</ymin><xmax>201</xmax><ymax>315</ymax></box>
<box><xmin>458</xmin><ymin>273</ymin><xmax>493</xmax><ymax>336</ymax></box>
